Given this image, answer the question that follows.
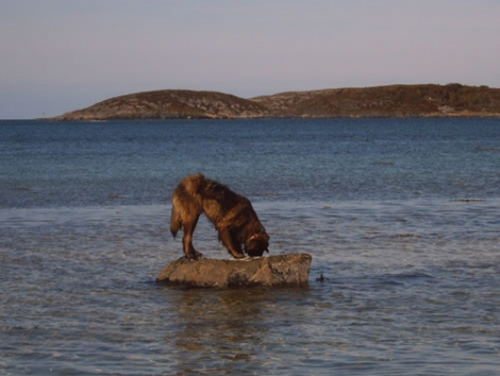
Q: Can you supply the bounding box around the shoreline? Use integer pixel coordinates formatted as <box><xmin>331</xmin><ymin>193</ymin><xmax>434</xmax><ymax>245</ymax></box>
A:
<box><xmin>40</xmin><ymin>112</ymin><xmax>500</xmax><ymax>122</ymax></box>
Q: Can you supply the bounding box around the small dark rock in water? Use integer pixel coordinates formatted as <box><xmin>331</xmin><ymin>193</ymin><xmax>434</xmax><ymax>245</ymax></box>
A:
<box><xmin>156</xmin><ymin>253</ymin><xmax>312</xmax><ymax>288</ymax></box>
<box><xmin>316</xmin><ymin>273</ymin><xmax>329</xmax><ymax>283</ymax></box>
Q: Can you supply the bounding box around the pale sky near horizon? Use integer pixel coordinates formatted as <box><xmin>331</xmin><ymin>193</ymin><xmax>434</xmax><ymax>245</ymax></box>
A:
<box><xmin>1</xmin><ymin>0</ymin><xmax>499</xmax><ymax>119</ymax></box>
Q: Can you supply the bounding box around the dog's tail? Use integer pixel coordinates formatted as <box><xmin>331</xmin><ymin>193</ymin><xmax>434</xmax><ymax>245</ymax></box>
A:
<box><xmin>170</xmin><ymin>201</ymin><xmax>182</xmax><ymax>238</ymax></box>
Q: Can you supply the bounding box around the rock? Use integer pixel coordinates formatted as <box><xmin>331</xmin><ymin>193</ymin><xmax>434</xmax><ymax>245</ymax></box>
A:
<box><xmin>156</xmin><ymin>253</ymin><xmax>312</xmax><ymax>288</ymax></box>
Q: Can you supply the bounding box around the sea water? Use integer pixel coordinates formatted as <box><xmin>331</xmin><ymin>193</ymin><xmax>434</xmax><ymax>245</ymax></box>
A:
<box><xmin>1</xmin><ymin>118</ymin><xmax>499</xmax><ymax>375</ymax></box>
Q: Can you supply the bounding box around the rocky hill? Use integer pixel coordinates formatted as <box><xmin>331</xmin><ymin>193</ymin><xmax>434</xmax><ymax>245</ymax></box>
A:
<box><xmin>55</xmin><ymin>90</ymin><xmax>269</xmax><ymax>121</ymax></box>
<box><xmin>54</xmin><ymin>84</ymin><xmax>500</xmax><ymax>120</ymax></box>
<box><xmin>253</xmin><ymin>84</ymin><xmax>500</xmax><ymax>117</ymax></box>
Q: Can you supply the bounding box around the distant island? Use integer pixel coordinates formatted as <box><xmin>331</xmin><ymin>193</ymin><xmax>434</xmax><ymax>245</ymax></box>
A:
<box><xmin>53</xmin><ymin>84</ymin><xmax>500</xmax><ymax>121</ymax></box>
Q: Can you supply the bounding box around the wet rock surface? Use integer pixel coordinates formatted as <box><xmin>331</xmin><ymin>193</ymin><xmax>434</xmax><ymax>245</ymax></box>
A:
<box><xmin>156</xmin><ymin>253</ymin><xmax>312</xmax><ymax>288</ymax></box>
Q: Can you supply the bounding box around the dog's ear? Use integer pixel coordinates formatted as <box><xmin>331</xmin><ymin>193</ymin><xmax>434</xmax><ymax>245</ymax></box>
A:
<box><xmin>248</xmin><ymin>233</ymin><xmax>269</xmax><ymax>243</ymax></box>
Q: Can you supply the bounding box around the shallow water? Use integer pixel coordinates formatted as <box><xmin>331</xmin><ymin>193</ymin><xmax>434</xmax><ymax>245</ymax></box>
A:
<box><xmin>1</xmin><ymin>119</ymin><xmax>500</xmax><ymax>375</ymax></box>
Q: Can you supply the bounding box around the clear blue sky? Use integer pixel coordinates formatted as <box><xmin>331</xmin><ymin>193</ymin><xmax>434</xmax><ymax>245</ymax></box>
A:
<box><xmin>1</xmin><ymin>0</ymin><xmax>499</xmax><ymax>119</ymax></box>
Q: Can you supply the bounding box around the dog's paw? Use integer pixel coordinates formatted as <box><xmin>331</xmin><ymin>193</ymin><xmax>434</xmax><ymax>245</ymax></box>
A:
<box><xmin>193</xmin><ymin>251</ymin><xmax>204</xmax><ymax>260</ymax></box>
<box><xmin>185</xmin><ymin>250</ymin><xmax>204</xmax><ymax>261</ymax></box>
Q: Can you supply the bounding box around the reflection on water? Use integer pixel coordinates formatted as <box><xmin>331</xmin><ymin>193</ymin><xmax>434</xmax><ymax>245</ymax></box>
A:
<box><xmin>166</xmin><ymin>288</ymin><xmax>282</xmax><ymax>374</ymax></box>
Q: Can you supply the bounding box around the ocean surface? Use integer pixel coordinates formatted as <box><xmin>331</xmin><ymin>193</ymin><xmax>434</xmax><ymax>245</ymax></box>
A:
<box><xmin>1</xmin><ymin>118</ymin><xmax>499</xmax><ymax>375</ymax></box>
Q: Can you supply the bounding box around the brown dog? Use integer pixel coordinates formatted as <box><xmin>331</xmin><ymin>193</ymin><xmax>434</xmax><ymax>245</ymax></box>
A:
<box><xmin>170</xmin><ymin>173</ymin><xmax>269</xmax><ymax>260</ymax></box>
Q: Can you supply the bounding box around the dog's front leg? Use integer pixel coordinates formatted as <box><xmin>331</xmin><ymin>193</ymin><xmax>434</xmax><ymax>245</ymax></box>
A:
<box><xmin>218</xmin><ymin>227</ymin><xmax>245</xmax><ymax>259</ymax></box>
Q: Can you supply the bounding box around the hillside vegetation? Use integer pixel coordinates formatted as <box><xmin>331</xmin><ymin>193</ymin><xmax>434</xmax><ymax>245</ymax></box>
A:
<box><xmin>54</xmin><ymin>84</ymin><xmax>500</xmax><ymax>120</ymax></box>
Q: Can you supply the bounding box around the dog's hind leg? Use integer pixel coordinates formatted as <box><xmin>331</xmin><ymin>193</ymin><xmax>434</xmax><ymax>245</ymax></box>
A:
<box><xmin>182</xmin><ymin>214</ymin><xmax>203</xmax><ymax>260</ymax></box>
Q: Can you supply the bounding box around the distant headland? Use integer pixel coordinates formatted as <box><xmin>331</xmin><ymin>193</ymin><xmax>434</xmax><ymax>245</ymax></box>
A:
<box><xmin>53</xmin><ymin>84</ymin><xmax>500</xmax><ymax>121</ymax></box>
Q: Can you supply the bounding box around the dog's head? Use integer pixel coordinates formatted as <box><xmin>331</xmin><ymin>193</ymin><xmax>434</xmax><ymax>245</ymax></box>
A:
<box><xmin>245</xmin><ymin>233</ymin><xmax>269</xmax><ymax>257</ymax></box>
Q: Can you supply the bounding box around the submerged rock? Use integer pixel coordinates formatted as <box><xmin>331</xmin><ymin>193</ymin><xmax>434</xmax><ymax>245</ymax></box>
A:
<box><xmin>156</xmin><ymin>253</ymin><xmax>312</xmax><ymax>288</ymax></box>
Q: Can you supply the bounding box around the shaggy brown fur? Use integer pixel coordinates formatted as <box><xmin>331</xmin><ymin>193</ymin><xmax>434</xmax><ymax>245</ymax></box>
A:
<box><xmin>170</xmin><ymin>173</ymin><xmax>269</xmax><ymax>260</ymax></box>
